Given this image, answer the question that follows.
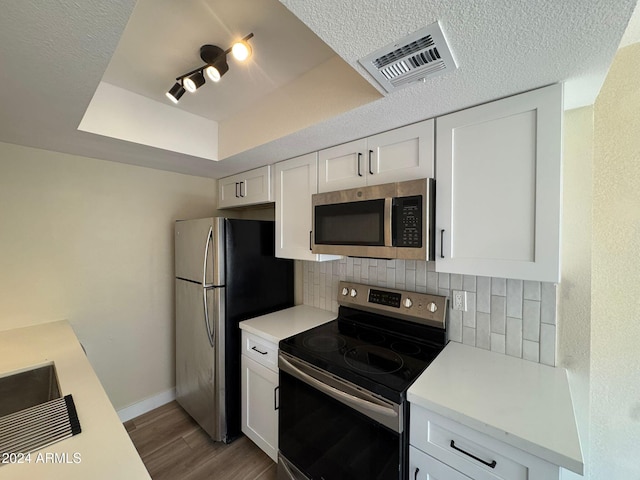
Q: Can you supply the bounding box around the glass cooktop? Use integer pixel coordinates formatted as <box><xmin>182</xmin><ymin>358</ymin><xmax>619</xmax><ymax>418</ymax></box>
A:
<box><xmin>279</xmin><ymin>306</ymin><xmax>447</xmax><ymax>403</ymax></box>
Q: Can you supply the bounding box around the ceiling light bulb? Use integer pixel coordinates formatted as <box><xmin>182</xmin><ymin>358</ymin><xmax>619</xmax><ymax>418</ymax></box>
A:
<box><xmin>183</xmin><ymin>71</ymin><xmax>205</xmax><ymax>93</ymax></box>
<box><xmin>231</xmin><ymin>41</ymin><xmax>252</xmax><ymax>61</ymax></box>
<box><xmin>205</xmin><ymin>65</ymin><xmax>221</xmax><ymax>82</ymax></box>
<box><xmin>166</xmin><ymin>82</ymin><xmax>185</xmax><ymax>104</ymax></box>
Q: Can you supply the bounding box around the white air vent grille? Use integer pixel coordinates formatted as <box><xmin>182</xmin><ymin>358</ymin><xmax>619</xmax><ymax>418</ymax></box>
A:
<box><xmin>359</xmin><ymin>22</ymin><xmax>457</xmax><ymax>93</ymax></box>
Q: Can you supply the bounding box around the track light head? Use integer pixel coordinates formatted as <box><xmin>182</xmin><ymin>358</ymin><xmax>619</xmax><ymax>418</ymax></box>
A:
<box><xmin>166</xmin><ymin>82</ymin><xmax>185</xmax><ymax>104</ymax></box>
<box><xmin>231</xmin><ymin>40</ymin><xmax>252</xmax><ymax>61</ymax></box>
<box><xmin>183</xmin><ymin>70</ymin><xmax>205</xmax><ymax>93</ymax></box>
<box><xmin>167</xmin><ymin>34</ymin><xmax>254</xmax><ymax>103</ymax></box>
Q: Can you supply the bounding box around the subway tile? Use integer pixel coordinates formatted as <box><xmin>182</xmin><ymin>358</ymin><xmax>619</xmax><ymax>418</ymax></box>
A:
<box><xmin>346</xmin><ymin>257</ymin><xmax>353</xmax><ymax>277</ymax></box>
<box><xmin>369</xmin><ymin>265</ymin><xmax>377</xmax><ymax>282</ymax></box>
<box><xmin>463</xmin><ymin>275</ymin><xmax>477</xmax><ymax>292</ymax></box>
<box><xmin>477</xmin><ymin>276</ymin><xmax>491</xmax><ymax>313</ymax></box>
<box><xmin>490</xmin><ymin>333</ymin><xmax>506</xmax><ymax>354</ymax></box>
<box><xmin>540</xmin><ymin>323</ymin><xmax>557</xmax><ymax>366</ymax></box>
<box><xmin>378</xmin><ymin>264</ymin><xmax>387</xmax><ymax>285</ymax></box>
<box><xmin>463</xmin><ymin>292</ymin><xmax>476</xmax><ymax>328</ymax></box>
<box><xmin>396</xmin><ymin>266</ymin><xmax>406</xmax><ymax>286</ymax></box>
<box><xmin>524</xmin><ymin>281</ymin><xmax>541</xmax><ymax>301</ymax></box>
<box><xmin>353</xmin><ymin>264</ymin><xmax>361</xmax><ymax>282</ymax></box>
<box><xmin>541</xmin><ymin>283</ymin><xmax>557</xmax><ymax>325</ymax></box>
<box><xmin>395</xmin><ymin>260</ymin><xmax>405</xmax><ymax>274</ymax></box>
<box><xmin>450</xmin><ymin>274</ymin><xmax>463</xmax><ymax>290</ymax></box>
<box><xmin>447</xmin><ymin>310</ymin><xmax>463</xmax><ymax>343</ymax></box>
<box><xmin>353</xmin><ymin>257</ymin><xmax>361</xmax><ymax>265</ymax></box>
<box><xmin>462</xmin><ymin>327</ymin><xmax>476</xmax><ymax>346</ymax></box>
<box><xmin>406</xmin><ymin>260</ymin><xmax>416</xmax><ymax>270</ymax></box>
<box><xmin>427</xmin><ymin>272</ymin><xmax>439</xmax><ymax>294</ymax></box>
<box><xmin>387</xmin><ymin>266</ymin><xmax>396</xmax><ymax>286</ymax></box>
<box><xmin>490</xmin><ymin>295</ymin><xmax>506</xmax><ymax>334</ymax></box>
<box><xmin>506</xmin><ymin>279</ymin><xmax>523</xmax><ymax>319</ymax></box>
<box><xmin>369</xmin><ymin>259</ymin><xmax>378</xmax><ymax>267</ymax></box>
<box><xmin>406</xmin><ymin>268</ymin><xmax>416</xmax><ymax>291</ymax></box>
<box><xmin>506</xmin><ymin>317</ymin><xmax>523</xmax><ymax>358</ymax></box>
<box><xmin>522</xmin><ymin>300</ymin><xmax>541</xmax><ymax>341</ymax></box>
<box><xmin>416</xmin><ymin>261</ymin><xmax>427</xmax><ymax>287</ymax></box>
<box><xmin>438</xmin><ymin>288</ymin><xmax>450</xmax><ymax>297</ymax></box>
<box><xmin>522</xmin><ymin>340</ymin><xmax>540</xmax><ymax>363</ymax></box>
<box><xmin>416</xmin><ymin>285</ymin><xmax>427</xmax><ymax>293</ymax></box>
<box><xmin>320</xmin><ymin>262</ymin><xmax>326</xmax><ymax>274</ymax></box>
<box><xmin>476</xmin><ymin>312</ymin><xmax>491</xmax><ymax>350</ymax></box>
<box><xmin>427</xmin><ymin>261</ymin><xmax>436</xmax><ymax>272</ymax></box>
<box><xmin>492</xmin><ymin>277</ymin><xmax>506</xmax><ymax>296</ymax></box>
<box><xmin>438</xmin><ymin>273</ymin><xmax>450</xmax><ymax>290</ymax></box>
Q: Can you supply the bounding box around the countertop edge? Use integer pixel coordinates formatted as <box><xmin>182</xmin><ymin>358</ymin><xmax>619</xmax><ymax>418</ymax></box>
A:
<box><xmin>406</xmin><ymin>393</ymin><xmax>584</xmax><ymax>475</ymax></box>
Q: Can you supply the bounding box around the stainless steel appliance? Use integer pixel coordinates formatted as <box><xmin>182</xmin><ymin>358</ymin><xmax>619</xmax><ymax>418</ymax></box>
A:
<box><xmin>311</xmin><ymin>178</ymin><xmax>435</xmax><ymax>260</ymax></box>
<box><xmin>175</xmin><ymin>218</ymin><xmax>294</xmax><ymax>443</ymax></box>
<box><xmin>278</xmin><ymin>281</ymin><xmax>447</xmax><ymax>480</ymax></box>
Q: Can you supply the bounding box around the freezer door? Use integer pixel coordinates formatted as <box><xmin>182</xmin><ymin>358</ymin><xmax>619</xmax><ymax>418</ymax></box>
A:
<box><xmin>175</xmin><ymin>278</ymin><xmax>225</xmax><ymax>440</ymax></box>
<box><xmin>175</xmin><ymin>217</ymin><xmax>225</xmax><ymax>286</ymax></box>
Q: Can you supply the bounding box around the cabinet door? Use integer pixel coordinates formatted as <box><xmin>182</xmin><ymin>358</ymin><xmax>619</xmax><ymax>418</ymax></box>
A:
<box><xmin>367</xmin><ymin>119</ymin><xmax>435</xmax><ymax>186</ymax></box>
<box><xmin>218</xmin><ymin>165</ymin><xmax>273</xmax><ymax>208</ymax></box>
<box><xmin>275</xmin><ymin>153</ymin><xmax>342</xmax><ymax>261</ymax></box>
<box><xmin>435</xmin><ymin>84</ymin><xmax>562</xmax><ymax>282</ymax></box>
<box><xmin>318</xmin><ymin>139</ymin><xmax>367</xmax><ymax>192</ymax></box>
<box><xmin>241</xmin><ymin>165</ymin><xmax>273</xmax><ymax>206</ymax></box>
<box><xmin>410</xmin><ymin>446</ymin><xmax>472</xmax><ymax>480</ymax></box>
<box><xmin>218</xmin><ymin>173</ymin><xmax>244</xmax><ymax>209</ymax></box>
<box><xmin>241</xmin><ymin>354</ymin><xmax>278</xmax><ymax>462</ymax></box>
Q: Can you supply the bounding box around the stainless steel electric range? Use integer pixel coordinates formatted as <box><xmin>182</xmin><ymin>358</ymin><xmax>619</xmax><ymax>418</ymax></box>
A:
<box><xmin>277</xmin><ymin>281</ymin><xmax>448</xmax><ymax>480</ymax></box>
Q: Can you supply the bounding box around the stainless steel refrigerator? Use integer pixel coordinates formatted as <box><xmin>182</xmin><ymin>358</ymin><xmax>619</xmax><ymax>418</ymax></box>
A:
<box><xmin>174</xmin><ymin>217</ymin><xmax>294</xmax><ymax>443</ymax></box>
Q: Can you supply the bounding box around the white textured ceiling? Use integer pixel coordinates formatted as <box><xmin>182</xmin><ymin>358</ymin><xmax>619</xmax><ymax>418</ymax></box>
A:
<box><xmin>0</xmin><ymin>0</ymin><xmax>638</xmax><ymax>178</ymax></box>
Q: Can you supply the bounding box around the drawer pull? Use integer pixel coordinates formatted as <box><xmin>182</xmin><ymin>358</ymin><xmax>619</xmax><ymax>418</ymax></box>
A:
<box><xmin>450</xmin><ymin>440</ymin><xmax>497</xmax><ymax>469</ymax></box>
<box><xmin>414</xmin><ymin>467</ymin><xmax>419</xmax><ymax>480</ymax></box>
<box><xmin>251</xmin><ymin>346</ymin><xmax>268</xmax><ymax>355</ymax></box>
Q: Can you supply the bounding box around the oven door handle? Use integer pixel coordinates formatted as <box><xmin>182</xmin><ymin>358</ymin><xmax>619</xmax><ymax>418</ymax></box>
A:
<box><xmin>279</xmin><ymin>355</ymin><xmax>398</xmax><ymax>419</ymax></box>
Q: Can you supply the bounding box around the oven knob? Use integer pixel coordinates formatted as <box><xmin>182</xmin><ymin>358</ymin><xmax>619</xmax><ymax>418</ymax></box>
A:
<box><xmin>350</xmin><ymin>288</ymin><xmax>357</xmax><ymax>298</ymax></box>
<box><xmin>341</xmin><ymin>287</ymin><xmax>349</xmax><ymax>296</ymax></box>
<box><xmin>426</xmin><ymin>302</ymin><xmax>438</xmax><ymax>313</ymax></box>
<box><xmin>403</xmin><ymin>298</ymin><xmax>413</xmax><ymax>308</ymax></box>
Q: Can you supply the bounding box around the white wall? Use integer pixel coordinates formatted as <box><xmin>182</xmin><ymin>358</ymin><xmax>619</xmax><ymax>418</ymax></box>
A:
<box><xmin>589</xmin><ymin>43</ymin><xmax>640</xmax><ymax>478</ymax></box>
<box><xmin>0</xmin><ymin>141</ymin><xmax>217</xmax><ymax>410</ymax></box>
<box><xmin>557</xmin><ymin>106</ymin><xmax>593</xmax><ymax>478</ymax></box>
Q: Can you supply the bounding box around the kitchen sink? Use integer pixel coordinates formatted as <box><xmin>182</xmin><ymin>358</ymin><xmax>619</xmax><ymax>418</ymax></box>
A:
<box><xmin>0</xmin><ymin>364</ymin><xmax>61</xmax><ymax>417</ymax></box>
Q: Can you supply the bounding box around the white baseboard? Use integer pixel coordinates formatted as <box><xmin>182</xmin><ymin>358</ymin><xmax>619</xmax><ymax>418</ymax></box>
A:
<box><xmin>117</xmin><ymin>388</ymin><xmax>176</xmax><ymax>423</ymax></box>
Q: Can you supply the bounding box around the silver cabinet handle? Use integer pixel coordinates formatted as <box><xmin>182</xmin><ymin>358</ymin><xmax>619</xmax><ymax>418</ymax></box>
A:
<box><xmin>235</xmin><ymin>182</ymin><xmax>240</xmax><ymax>198</ymax></box>
<box><xmin>239</xmin><ymin>181</ymin><xmax>245</xmax><ymax>197</ymax></box>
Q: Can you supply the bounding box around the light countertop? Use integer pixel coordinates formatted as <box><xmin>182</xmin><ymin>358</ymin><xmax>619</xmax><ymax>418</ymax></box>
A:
<box><xmin>408</xmin><ymin>342</ymin><xmax>583</xmax><ymax>475</ymax></box>
<box><xmin>239</xmin><ymin>305</ymin><xmax>335</xmax><ymax>344</ymax></box>
<box><xmin>0</xmin><ymin>320</ymin><xmax>150</xmax><ymax>479</ymax></box>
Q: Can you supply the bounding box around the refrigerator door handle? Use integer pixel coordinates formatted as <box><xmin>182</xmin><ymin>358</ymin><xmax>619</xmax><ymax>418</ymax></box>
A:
<box><xmin>203</xmin><ymin>287</ymin><xmax>215</xmax><ymax>347</ymax></box>
<box><xmin>203</xmin><ymin>226</ymin><xmax>214</xmax><ymax>288</ymax></box>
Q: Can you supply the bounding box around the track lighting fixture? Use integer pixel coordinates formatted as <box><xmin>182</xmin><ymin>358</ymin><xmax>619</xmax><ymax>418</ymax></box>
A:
<box><xmin>166</xmin><ymin>33</ymin><xmax>254</xmax><ymax>103</ymax></box>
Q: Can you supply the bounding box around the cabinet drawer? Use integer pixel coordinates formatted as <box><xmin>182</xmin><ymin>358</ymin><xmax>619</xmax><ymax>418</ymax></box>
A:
<box><xmin>410</xmin><ymin>446</ymin><xmax>471</xmax><ymax>480</ymax></box>
<box><xmin>410</xmin><ymin>405</ymin><xmax>559</xmax><ymax>480</ymax></box>
<box><xmin>242</xmin><ymin>331</ymin><xmax>277</xmax><ymax>372</ymax></box>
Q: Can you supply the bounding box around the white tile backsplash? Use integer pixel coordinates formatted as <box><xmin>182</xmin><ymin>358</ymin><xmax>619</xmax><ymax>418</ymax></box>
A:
<box><xmin>302</xmin><ymin>259</ymin><xmax>558</xmax><ymax>366</ymax></box>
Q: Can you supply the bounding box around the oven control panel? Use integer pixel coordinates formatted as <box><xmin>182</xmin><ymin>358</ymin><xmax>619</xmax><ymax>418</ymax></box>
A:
<box><xmin>338</xmin><ymin>281</ymin><xmax>447</xmax><ymax>329</ymax></box>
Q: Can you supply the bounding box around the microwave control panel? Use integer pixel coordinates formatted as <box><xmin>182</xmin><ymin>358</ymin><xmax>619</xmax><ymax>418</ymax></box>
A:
<box><xmin>394</xmin><ymin>195</ymin><xmax>422</xmax><ymax>248</ymax></box>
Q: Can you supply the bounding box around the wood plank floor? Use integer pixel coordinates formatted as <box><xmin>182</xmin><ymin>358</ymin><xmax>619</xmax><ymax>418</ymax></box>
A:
<box><xmin>125</xmin><ymin>401</ymin><xmax>277</xmax><ymax>480</ymax></box>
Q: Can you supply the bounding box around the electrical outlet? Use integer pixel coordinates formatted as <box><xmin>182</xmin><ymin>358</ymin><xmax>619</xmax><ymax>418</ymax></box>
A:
<box><xmin>452</xmin><ymin>290</ymin><xmax>467</xmax><ymax>311</ymax></box>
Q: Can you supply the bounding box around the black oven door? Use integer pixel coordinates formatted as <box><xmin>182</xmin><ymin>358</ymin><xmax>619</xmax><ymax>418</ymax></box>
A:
<box><xmin>278</xmin><ymin>353</ymin><xmax>405</xmax><ymax>480</ymax></box>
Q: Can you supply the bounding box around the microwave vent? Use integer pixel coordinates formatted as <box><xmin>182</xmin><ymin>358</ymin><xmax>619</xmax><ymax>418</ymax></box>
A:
<box><xmin>358</xmin><ymin>21</ymin><xmax>457</xmax><ymax>94</ymax></box>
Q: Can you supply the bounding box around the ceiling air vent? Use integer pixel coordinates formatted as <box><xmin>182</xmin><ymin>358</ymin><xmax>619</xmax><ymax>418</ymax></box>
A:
<box><xmin>359</xmin><ymin>21</ymin><xmax>457</xmax><ymax>93</ymax></box>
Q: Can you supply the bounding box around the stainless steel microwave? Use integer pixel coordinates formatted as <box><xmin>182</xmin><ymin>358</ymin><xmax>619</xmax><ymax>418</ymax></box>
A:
<box><xmin>311</xmin><ymin>178</ymin><xmax>435</xmax><ymax>260</ymax></box>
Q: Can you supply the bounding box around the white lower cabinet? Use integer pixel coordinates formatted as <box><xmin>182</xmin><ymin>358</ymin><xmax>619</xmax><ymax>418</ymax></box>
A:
<box><xmin>410</xmin><ymin>404</ymin><xmax>560</xmax><ymax>480</ymax></box>
<box><xmin>241</xmin><ymin>331</ymin><xmax>279</xmax><ymax>461</ymax></box>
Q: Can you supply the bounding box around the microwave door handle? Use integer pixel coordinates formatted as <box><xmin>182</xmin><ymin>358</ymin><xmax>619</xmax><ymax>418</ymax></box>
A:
<box><xmin>384</xmin><ymin>198</ymin><xmax>393</xmax><ymax>247</ymax></box>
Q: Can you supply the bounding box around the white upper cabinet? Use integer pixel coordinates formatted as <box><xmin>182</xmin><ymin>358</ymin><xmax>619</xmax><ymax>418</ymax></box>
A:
<box><xmin>435</xmin><ymin>84</ymin><xmax>562</xmax><ymax>282</ymax></box>
<box><xmin>218</xmin><ymin>165</ymin><xmax>273</xmax><ymax>209</ymax></box>
<box><xmin>318</xmin><ymin>119</ymin><xmax>434</xmax><ymax>193</ymax></box>
<box><xmin>275</xmin><ymin>153</ymin><xmax>341</xmax><ymax>262</ymax></box>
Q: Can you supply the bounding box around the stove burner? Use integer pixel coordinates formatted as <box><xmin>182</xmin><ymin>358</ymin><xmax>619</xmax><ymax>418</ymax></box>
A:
<box><xmin>303</xmin><ymin>334</ymin><xmax>346</xmax><ymax>353</ymax></box>
<box><xmin>344</xmin><ymin>346</ymin><xmax>404</xmax><ymax>375</ymax></box>
<box><xmin>390</xmin><ymin>341</ymin><xmax>421</xmax><ymax>355</ymax></box>
<box><xmin>357</xmin><ymin>330</ymin><xmax>386</xmax><ymax>344</ymax></box>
